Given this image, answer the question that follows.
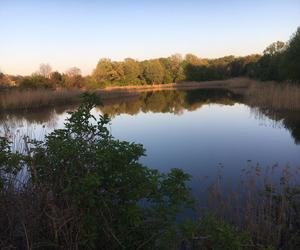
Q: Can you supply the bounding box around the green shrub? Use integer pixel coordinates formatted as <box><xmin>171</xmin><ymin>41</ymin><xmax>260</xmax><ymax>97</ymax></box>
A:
<box><xmin>0</xmin><ymin>93</ymin><xmax>193</xmax><ymax>249</ymax></box>
<box><xmin>194</xmin><ymin>214</ymin><xmax>250</xmax><ymax>250</ymax></box>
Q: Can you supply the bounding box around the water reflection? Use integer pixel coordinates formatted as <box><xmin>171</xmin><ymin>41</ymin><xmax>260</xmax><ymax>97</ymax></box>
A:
<box><xmin>98</xmin><ymin>89</ymin><xmax>241</xmax><ymax>116</ymax></box>
<box><xmin>1</xmin><ymin>88</ymin><xmax>299</xmax><ymax>198</ymax></box>
<box><xmin>1</xmin><ymin>88</ymin><xmax>299</xmax><ymax>145</ymax></box>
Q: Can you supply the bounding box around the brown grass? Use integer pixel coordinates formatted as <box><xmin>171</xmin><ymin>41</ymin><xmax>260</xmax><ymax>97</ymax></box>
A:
<box><xmin>1</xmin><ymin>78</ymin><xmax>299</xmax><ymax>113</ymax></box>
<box><xmin>246</xmin><ymin>82</ymin><xmax>300</xmax><ymax>111</ymax></box>
<box><xmin>206</xmin><ymin>163</ymin><xmax>300</xmax><ymax>249</ymax></box>
<box><xmin>0</xmin><ymin>78</ymin><xmax>252</xmax><ymax>111</ymax></box>
<box><xmin>0</xmin><ymin>89</ymin><xmax>82</xmax><ymax>111</ymax></box>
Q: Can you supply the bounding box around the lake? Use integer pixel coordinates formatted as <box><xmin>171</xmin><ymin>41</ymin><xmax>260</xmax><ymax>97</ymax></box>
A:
<box><xmin>1</xmin><ymin>88</ymin><xmax>300</xmax><ymax>197</ymax></box>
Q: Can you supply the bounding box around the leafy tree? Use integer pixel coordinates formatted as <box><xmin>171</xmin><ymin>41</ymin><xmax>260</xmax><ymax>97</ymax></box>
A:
<box><xmin>169</xmin><ymin>54</ymin><xmax>185</xmax><ymax>82</ymax></box>
<box><xmin>158</xmin><ymin>57</ymin><xmax>174</xmax><ymax>84</ymax></box>
<box><xmin>19</xmin><ymin>74</ymin><xmax>52</xmax><ymax>89</ymax></box>
<box><xmin>282</xmin><ymin>27</ymin><xmax>300</xmax><ymax>82</ymax></box>
<box><xmin>92</xmin><ymin>58</ymin><xmax>114</xmax><ymax>84</ymax></box>
<box><xmin>263</xmin><ymin>41</ymin><xmax>285</xmax><ymax>56</ymax></box>
<box><xmin>50</xmin><ymin>71</ymin><xmax>63</xmax><ymax>86</ymax></box>
<box><xmin>122</xmin><ymin>58</ymin><xmax>143</xmax><ymax>84</ymax></box>
<box><xmin>142</xmin><ymin>60</ymin><xmax>165</xmax><ymax>84</ymax></box>
<box><xmin>185</xmin><ymin>54</ymin><xmax>208</xmax><ymax>66</ymax></box>
<box><xmin>92</xmin><ymin>59</ymin><xmax>124</xmax><ymax>85</ymax></box>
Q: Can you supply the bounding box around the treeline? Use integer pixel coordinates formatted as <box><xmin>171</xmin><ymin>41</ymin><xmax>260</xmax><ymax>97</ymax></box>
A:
<box><xmin>92</xmin><ymin>54</ymin><xmax>260</xmax><ymax>85</ymax></box>
<box><xmin>92</xmin><ymin>27</ymin><xmax>300</xmax><ymax>85</ymax></box>
<box><xmin>0</xmin><ymin>65</ymin><xmax>85</xmax><ymax>89</ymax></box>
<box><xmin>1</xmin><ymin>27</ymin><xmax>299</xmax><ymax>89</ymax></box>
<box><xmin>249</xmin><ymin>27</ymin><xmax>300</xmax><ymax>82</ymax></box>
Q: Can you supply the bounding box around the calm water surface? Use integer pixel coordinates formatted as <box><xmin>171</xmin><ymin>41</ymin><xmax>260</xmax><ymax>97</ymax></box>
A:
<box><xmin>1</xmin><ymin>89</ymin><xmax>300</xmax><ymax>196</ymax></box>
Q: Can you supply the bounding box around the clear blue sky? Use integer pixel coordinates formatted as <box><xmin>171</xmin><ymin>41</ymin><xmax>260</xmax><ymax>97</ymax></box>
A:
<box><xmin>1</xmin><ymin>0</ymin><xmax>299</xmax><ymax>75</ymax></box>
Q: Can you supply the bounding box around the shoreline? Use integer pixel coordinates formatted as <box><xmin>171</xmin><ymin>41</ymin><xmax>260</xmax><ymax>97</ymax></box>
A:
<box><xmin>0</xmin><ymin>78</ymin><xmax>256</xmax><ymax>111</ymax></box>
<box><xmin>97</xmin><ymin>77</ymin><xmax>253</xmax><ymax>93</ymax></box>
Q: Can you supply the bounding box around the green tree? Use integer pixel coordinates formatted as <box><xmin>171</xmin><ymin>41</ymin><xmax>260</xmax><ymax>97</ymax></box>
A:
<box><xmin>122</xmin><ymin>58</ymin><xmax>142</xmax><ymax>84</ymax></box>
<box><xmin>169</xmin><ymin>54</ymin><xmax>185</xmax><ymax>82</ymax></box>
<box><xmin>282</xmin><ymin>27</ymin><xmax>300</xmax><ymax>82</ymax></box>
<box><xmin>142</xmin><ymin>59</ymin><xmax>165</xmax><ymax>84</ymax></box>
<box><xmin>263</xmin><ymin>41</ymin><xmax>285</xmax><ymax>56</ymax></box>
<box><xmin>92</xmin><ymin>58</ymin><xmax>114</xmax><ymax>84</ymax></box>
<box><xmin>92</xmin><ymin>59</ymin><xmax>124</xmax><ymax>85</ymax></box>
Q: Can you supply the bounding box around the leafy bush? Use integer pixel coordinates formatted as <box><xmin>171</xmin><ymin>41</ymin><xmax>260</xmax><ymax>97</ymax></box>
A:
<box><xmin>19</xmin><ymin>74</ymin><xmax>53</xmax><ymax>89</ymax></box>
<box><xmin>195</xmin><ymin>215</ymin><xmax>250</xmax><ymax>250</ymax></box>
<box><xmin>0</xmin><ymin>93</ymin><xmax>193</xmax><ymax>249</ymax></box>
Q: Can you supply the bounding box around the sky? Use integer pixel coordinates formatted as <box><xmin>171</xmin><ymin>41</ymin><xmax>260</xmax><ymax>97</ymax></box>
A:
<box><xmin>0</xmin><ymin>0</ymin><xmax>300</xmax><ymax>76</ymax></box>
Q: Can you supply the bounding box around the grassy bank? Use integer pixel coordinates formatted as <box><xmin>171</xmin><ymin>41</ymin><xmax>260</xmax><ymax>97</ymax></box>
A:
<box><xmin>0</xmin><ymin>78</ymin><xmax>252</xmax><ymax>111</ymax></box>
<box><xmin>0</xmin><ymin>89</ymin><xmax>82</xmax><ymax>111</ymax></box>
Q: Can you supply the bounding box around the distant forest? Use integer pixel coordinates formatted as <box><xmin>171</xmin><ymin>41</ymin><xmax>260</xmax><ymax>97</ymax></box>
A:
<box><xmin>1</xmin><ymin>27</ymin><xmax>299</xmax><ymax>89</ymax></box>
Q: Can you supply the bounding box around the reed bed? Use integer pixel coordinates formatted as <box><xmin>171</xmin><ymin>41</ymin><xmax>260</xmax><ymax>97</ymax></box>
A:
<box><xmin>0</xmin><ymin>78</ymin><xmax>252</xmax><ymax>111</ymax></box>
<box><xmin>246</xmin><ymin>82</ymin><xmax>300</xmax><ymax>111</ymax></box>
<box><xmin>0</xmin><ymin>89</ymin><xmax>82</xmax><ymax>111</ymax></box>
<box><xmin>205</xmin><ymin>163</ymin><xmax>300</xmax><ymax>249</ymax></box>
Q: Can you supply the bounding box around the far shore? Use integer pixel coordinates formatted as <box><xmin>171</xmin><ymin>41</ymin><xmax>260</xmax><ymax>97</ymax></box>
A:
<box><xmin>0</xmin><ymin>78</ymin><xmax>263</xmax><ymax>111</ymax></box>
<box><xmin>97</xmin><ymin>77</ymin><xmax>253</xmax><ymax>93</ymax></box>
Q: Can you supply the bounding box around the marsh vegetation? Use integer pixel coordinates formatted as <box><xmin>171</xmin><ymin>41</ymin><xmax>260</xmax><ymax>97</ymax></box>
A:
<box><xmin>1</xmin><ymin>92</ymin><xmax>300</xmax><ymax>249</ymax></box>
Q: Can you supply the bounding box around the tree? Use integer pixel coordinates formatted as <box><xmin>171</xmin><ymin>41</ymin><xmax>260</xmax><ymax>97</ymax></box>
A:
<box><xmin>263</xmin><ymin>41</ymin><xmax>286</xmax><ymax>56</ymax></box>
<box><xmin>38</xmin><ymin>63</ymin><xmax>52</xmax><ymax>78</ymax></box>
<box><xmin>282</xmin><ymin>27</ymin><xmax>300</xmax><ymax>82</ymax></box>
<box><xmin>63</xmin><ymin>67</ymin><xmax>83</xmax><ymax>88</ymax></box>
<box><xmin>19</xmin><ymin>74</ymin><xmax>52</xmax><ymax>89</ymax></box>
<box><xmin>123</xmin><ymin>58</ymin><xmax>142</xmax><ymax>84</ymax></box>
<box><xmin>185</xmin><ymin>54</ymin><xmax>208</xmax><ymax>66</ymax></box>
<box><xmin>169</xmin><ymin>54</ymin><xmax>185</xmax><ymax>82</ymax></box>
<box><xmin>50</xmin><ymin>71</ymin><xmax>63</xmax><ymax>83</ymax></box>
<box><xmin>92</xmin><ymin>58</ymin><xmax>119</xmax><ymax>84</ymax></box>
<box><xmin>66</xmin><ymin>67</ymin><xmax>81</xmax><ymax>78</ymax></box>
<box><xmin>142</xmin><ymin>60</ymin><xmax>164</xmax><ymax>84</ymax></box>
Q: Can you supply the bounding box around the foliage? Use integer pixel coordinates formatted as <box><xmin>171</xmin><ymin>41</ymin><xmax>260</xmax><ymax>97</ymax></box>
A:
<box><xmin>3</xmin><ymin>27</ymin><xmax>300</xmax><ymax>90</ymax></box>
<box><xmin>282</xmin><ymin>27</ymin><xmax>300</xmax><ymax>82</ymax></box>
<box><xmin>142</xmin><ymin>59</ymin><xmax>165</xmax><ymax>84</ymax></box>
<box><xmin>250</xmin><ymin>28</ymin><xmax>300</xmax><ymax>83</ymax></box>
<box><xmin>19</xmin><ymin>74</ymin><xmax>53</xmax><ymax>89</ymax></box>
<box><xmin>0</xmin><ymin>93</ymin><xmax>193</xmax><ymax>249</ymax></box>
<box><xmin>194</xmin><ymin>214</ymin><xmax>250</xmax><ymax>250</ymax></box>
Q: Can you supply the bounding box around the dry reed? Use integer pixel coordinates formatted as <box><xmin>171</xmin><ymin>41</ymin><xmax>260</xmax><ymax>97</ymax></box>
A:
<box><xmin>206</xmin><ymin>163</ymin><xmax>300</xmax><ymax>249</ymax></box>
<box><xmin>0</xmin><ymin>89</ymin><xmax>82</xmax><ymax>111</ymax></box>
<box><xmin>246</xmin><ymin>82</ymin><xmax>300</xmax><ymax>111</ymax></box>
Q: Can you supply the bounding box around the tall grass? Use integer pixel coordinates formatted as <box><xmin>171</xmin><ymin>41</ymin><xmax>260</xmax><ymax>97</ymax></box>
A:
<box><xmin>204</xmin><ymin>163</ymin><xmax>300</xmax><ymax>249</ymax></box>
<box><xmin>0</xmin><ymin>89</ymin><xmax>82</xmax><ymax>111</ymax></box>
<box><xmin>246</xmin><ymin>82</ymin><xmax>300</xmax><ymax>111</ymax></box>
<box><xmin>0</xmin><ymin>78</ymin><xmax>251</xmax><ymax>111</ymax></box>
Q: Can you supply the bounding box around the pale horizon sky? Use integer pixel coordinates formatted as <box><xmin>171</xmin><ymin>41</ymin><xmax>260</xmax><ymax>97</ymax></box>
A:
<box><xmin>0</xmin><ymin>0</ymin><xmax>300</xmax><ymax>76</ymax></box>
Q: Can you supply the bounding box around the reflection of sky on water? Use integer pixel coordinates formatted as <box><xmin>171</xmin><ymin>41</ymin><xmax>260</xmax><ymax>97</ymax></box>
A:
<box><xmin>110</xmin><ymin>103</ymin><xmax>300</xmax><ymax>176</ymax></box>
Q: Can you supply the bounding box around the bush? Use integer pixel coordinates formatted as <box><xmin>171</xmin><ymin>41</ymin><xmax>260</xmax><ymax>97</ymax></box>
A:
<box><xmin>19</xmin><ymin>74</ymin><xmax>53</xmax><ymax>89</ymax></box>
<box><xmin>0</xmin><ymin>93</ymin><xmax>193</xmax><ymax>249</ymax></box>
